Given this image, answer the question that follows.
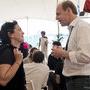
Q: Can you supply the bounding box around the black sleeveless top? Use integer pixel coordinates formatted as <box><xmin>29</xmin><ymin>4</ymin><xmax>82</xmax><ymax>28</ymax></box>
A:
<box><xmin>0</xmin><ymin>45</ymin><xmax>26</xmax><ymax>90</ymax></box>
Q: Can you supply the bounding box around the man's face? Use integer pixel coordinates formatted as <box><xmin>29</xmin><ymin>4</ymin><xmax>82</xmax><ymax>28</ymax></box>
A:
<box><xmin>51</xmin><ymin>45</ymin><xmax>60</xmax><ymax>58</ymax></box>
<box><xmin>41</xmin><ymin>33</ymin><xmax>45</xmax><ymax>37</ymax></box>
<box><xmin>56</xmin><ymin>4</ymin><xmax>70</xmax><ymax>26</ymax></box>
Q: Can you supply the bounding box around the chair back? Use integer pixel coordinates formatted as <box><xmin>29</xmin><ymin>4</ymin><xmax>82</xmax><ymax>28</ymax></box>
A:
<box><xmin>26</xmin><ymin>80</ymin><xmax>35</xmax><ymax>90</ymax></box>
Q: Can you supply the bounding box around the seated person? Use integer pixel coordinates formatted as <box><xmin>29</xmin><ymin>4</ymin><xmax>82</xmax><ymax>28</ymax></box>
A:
<box><xmin>20</xmin><ymin>42</ymin><xmax>29</xmax><ymax>58</ymax></box>
<box><xmin>23</xmin><ymin>47</ymin><xmax>37</xmax><ymax>64</ymax></box>
<box><xmin>24</xmin><ymin>50</ymin><xmax>49</xmax><ymax>90</ymax></box>
<box><xmin>29</xmin><ymin>47</ymin><xmax>38</xmax><ymax>63</ymax></box>
<box><xmin>48</xmin><ymin>41</ymin><xmax>67</xmax><ymax>90</ymax></box>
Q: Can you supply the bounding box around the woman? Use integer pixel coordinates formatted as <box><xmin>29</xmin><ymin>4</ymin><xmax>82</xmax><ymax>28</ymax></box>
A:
<box><xmin>0</xmin><ymin>21</ymin><xmax>26</xmax><ymax>90</ymax></box>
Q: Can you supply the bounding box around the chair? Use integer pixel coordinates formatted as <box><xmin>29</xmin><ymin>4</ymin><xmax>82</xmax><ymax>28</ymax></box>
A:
<box><xmin>41</xmin><ymin>86</ymin><xmax>48</xmax><ymax>90</ymax></box>
<box><xmin>26</xmin><ymin>80</ymin><xmax>35</xmax><ymax>90</ymax></box>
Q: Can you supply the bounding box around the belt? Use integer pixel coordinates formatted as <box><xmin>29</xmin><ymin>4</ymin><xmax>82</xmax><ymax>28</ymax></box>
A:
<box><xmin>65</xmin><ymin>75</ymin><xmax>90</xmax><ymax>82</ymax></box>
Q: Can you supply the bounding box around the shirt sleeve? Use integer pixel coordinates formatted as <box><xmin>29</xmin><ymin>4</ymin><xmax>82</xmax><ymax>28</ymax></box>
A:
<box><xmin>69</xmin><ymin>22</ymin><xmax>90</xmax><ymax>65</ymax></box>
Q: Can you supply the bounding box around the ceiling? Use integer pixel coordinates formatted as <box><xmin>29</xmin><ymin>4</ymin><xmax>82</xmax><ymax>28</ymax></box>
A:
<box><xmin>0</xmin><ymin>0</ymin><xmax>86</xmax><ymax>21</ymax></box>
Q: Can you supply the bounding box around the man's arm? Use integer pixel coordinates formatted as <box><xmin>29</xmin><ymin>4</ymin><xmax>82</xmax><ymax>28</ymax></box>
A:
<box><xmin>38</xmin><ymin>38</ymin><xmax>41</xmax><ymax>48</ymax></box>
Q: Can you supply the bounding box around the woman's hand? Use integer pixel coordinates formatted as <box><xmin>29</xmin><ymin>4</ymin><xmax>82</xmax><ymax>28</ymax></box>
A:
<box><xmin>13</xmin><ymin>48</ymin><xmax>23</xmax><ymax>65</ymax></box>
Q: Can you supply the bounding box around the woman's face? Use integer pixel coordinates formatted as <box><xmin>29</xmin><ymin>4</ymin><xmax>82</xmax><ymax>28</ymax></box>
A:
<box><xmin>10</xmin><ymin>24</ymin><xmax>24</xmax><ymax>43</ymax></box>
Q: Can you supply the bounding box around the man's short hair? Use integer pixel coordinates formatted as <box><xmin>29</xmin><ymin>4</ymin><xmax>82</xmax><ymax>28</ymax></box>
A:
<box><xmin>41</xmin><ymin>31</ymin><xmax>45</xmax><ymax>35</ymax></box>
<box><xmin>61</xmin><ymin>1</ymin><xmax>77</xmax><ymax>15</ymax></box>
<box><xmin>52</xmin><ymin>41</ymin><xmax>61</xmax><ymax>46</ymax></box>
<box><xmin>32</xmin><ymin>50</ymin><xmax>44</xmax><ymax>63</ymax></box>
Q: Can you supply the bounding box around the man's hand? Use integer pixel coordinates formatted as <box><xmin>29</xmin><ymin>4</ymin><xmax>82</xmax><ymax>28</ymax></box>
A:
<box><xmin>51</xmin><ymin>46</ymin><xmax>69</xmax><ymax>59</ymax></box>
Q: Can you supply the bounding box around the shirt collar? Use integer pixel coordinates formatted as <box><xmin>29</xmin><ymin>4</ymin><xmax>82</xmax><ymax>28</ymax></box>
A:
<box><xmin>68</xmin><ymin>17</ymin><xmax>80</xmax><ymax>31</ymax></box>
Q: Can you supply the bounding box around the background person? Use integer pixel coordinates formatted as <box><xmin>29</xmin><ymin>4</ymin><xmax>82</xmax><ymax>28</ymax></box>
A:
<box><xmin>48</xmin><ymin>41</ymin><xmax>67</xmax><ymax>90</ymax></box>
<box><xmin>24</xmin><ymin>50</ymin><xmax>49</xmax><ymax>90</ymax></box>
<box><xmin>39</xmin><ymin>31</ymin><xmax>48</xmax><ymax>63</ymax></box>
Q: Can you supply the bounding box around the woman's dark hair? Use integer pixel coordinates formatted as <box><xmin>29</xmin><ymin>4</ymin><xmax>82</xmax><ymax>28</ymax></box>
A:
<box><xmin>32</xmin><ymin>51</ymin><xmax>44</xmax><ymax>63</ymax></box>
<box><xmin>0</xmin><ymin>20</ymin><xmax>18</xmax><ymax>44</ymax></box>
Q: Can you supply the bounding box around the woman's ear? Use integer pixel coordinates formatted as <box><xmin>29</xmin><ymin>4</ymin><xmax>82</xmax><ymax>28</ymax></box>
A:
<box><xmin>8</xmin><ymin>32</ymin><xmax>13</xmax><ymax>38</ymax></box>
<box><xmin>67</xmin><ymin>7</ymin><xmax>71</xmax><ymax>12</ymax></box>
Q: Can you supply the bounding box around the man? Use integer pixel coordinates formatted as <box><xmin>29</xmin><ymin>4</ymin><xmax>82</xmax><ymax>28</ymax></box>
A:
<box><xmin>48</xmin><ymin>41</ymin><xmax>67</xmax><ymax>90</ymax></box>
<box><xmin>52</xmin><ymin>1</ymin><xmax>90</xmax><ymax>90</ymax></box>
<box><xmin>39</xmin><ymin>31</ymin><xmax>48</xmax><ymax>63</ymax></box>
